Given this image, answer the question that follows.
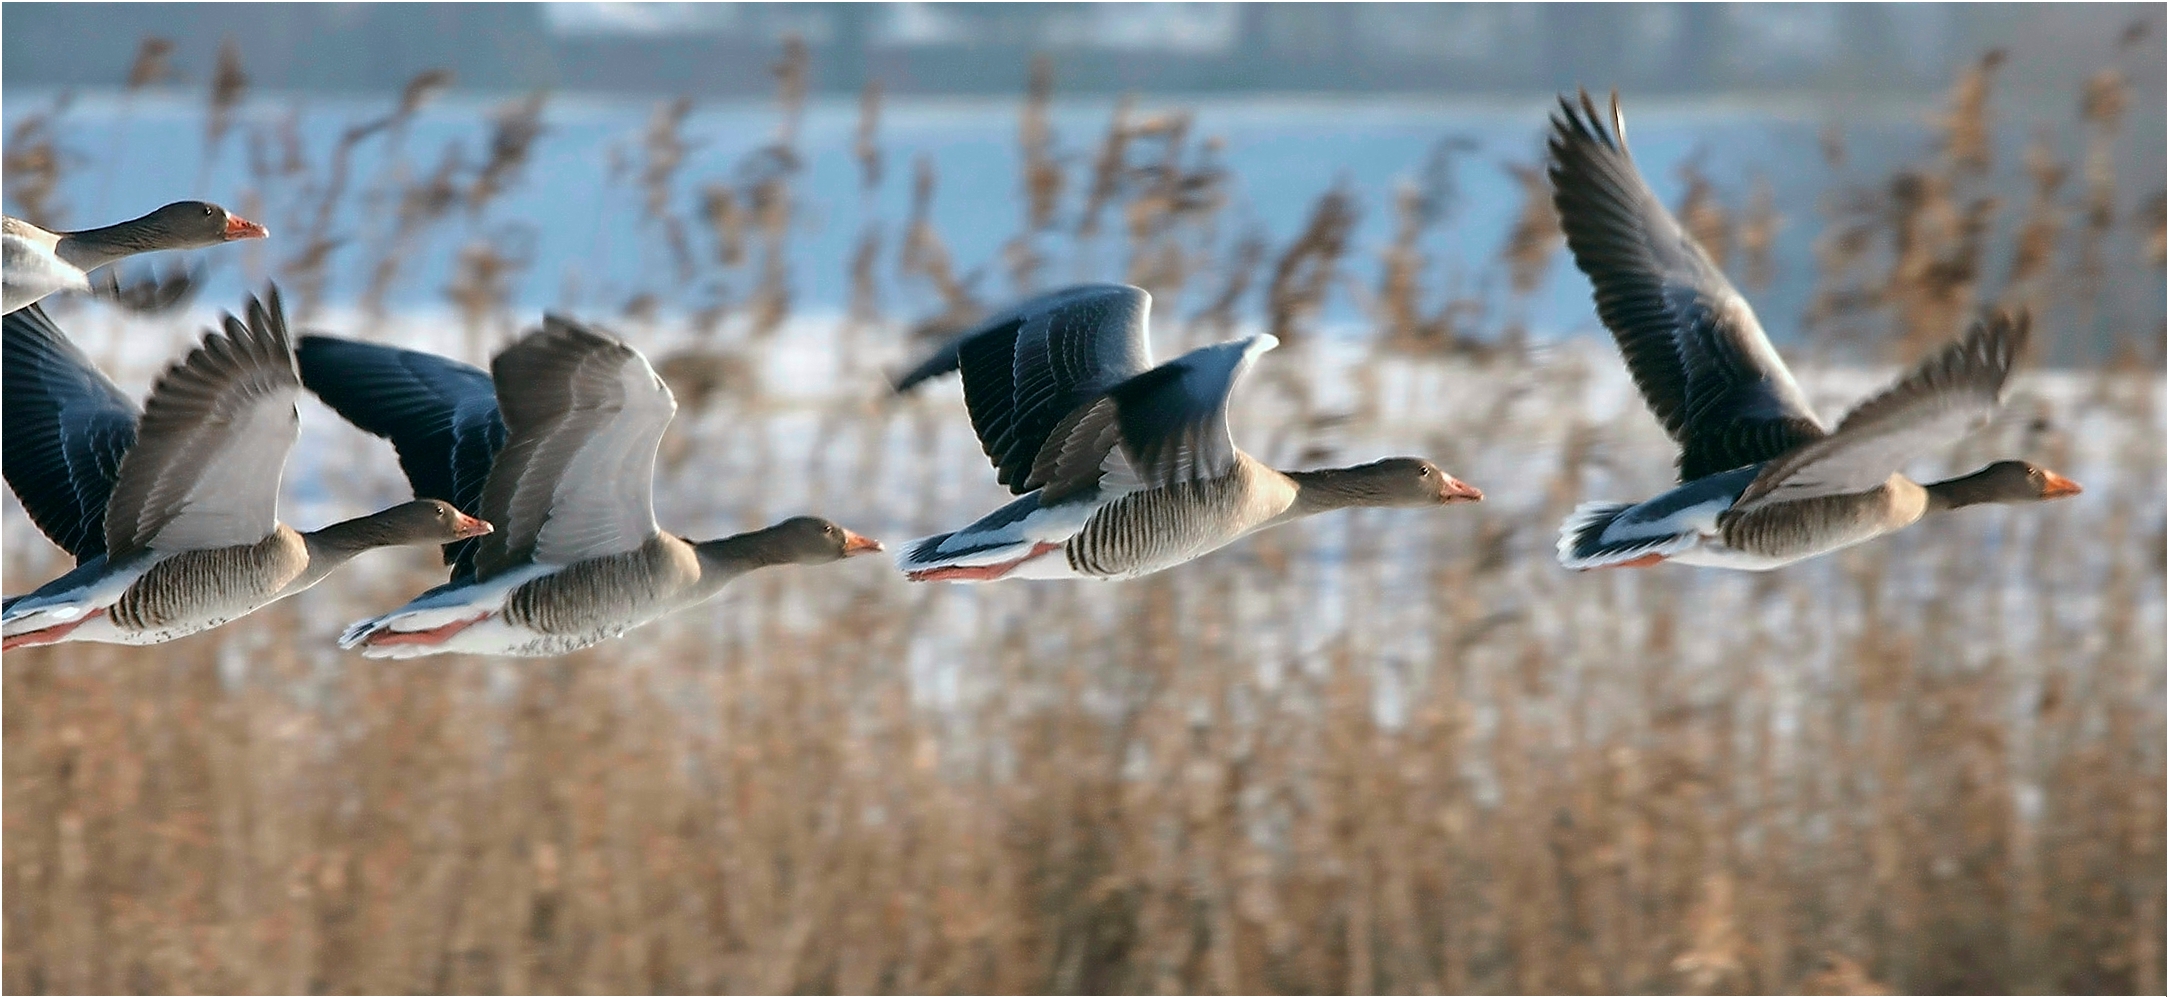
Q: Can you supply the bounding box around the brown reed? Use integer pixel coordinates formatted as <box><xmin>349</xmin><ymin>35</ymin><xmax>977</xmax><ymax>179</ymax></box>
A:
<box><xmin>2</xmin><ymin>30</ymin><xmax>2162</xmax><ymax>998</ymax></box>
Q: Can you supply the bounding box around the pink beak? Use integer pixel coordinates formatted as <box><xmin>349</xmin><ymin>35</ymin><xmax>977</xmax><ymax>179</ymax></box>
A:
<box><xmin>224</xmin><ymin>214</ymin><xmax>269</xmax><ymax>241</ymax></box>
<box><xmin>454</xmin><ymin>514</ymin><xmax>494</xmax><ymax>539</ymax></box>
<box><xmin>1439</xmin><ymin>476</ymin><xmax>1484</xmax><ymax>503</ymax></box>
<box><xmin>841</xmin><ymin>529</ymin><xmax>884</xmax><ymax>556</ymax></box>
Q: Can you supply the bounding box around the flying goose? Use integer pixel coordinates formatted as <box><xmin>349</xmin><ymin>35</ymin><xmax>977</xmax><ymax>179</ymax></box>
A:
<box><xmin>298</xmin><ymin>318</ymin><xmax>883</xmax><ymax>659</ymax></box>
<box><xmin>0</xmin><ymin>292</ymin><xmax>490</xmax><ymax>650</ymax></box>
<box><xmin>1547</xmin><ymin>91</ymin><xmax>2079</xmax><ymax>571</ymax></box>
<box><xmin>4</xmin><ymin>201</ymin><xmax>268</xmax><ymax>314</ymax></box>
<box><xmin>891</xmin><ymin>283</ymin><xmax>1483</xmax><ymax>582</ymax></box>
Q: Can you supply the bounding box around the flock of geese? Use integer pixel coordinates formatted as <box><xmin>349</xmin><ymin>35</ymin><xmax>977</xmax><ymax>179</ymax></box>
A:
<box><xmin>0</xmin><ymin>91</ymin><xmax>2081</xmax><ymax>658</ymax></box>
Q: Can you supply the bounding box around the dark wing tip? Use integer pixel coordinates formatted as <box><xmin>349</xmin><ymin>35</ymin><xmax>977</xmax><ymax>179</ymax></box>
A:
<box><xmin>890</xmin><ymin>338</ymin><xmax>964</xmax><ymax>394</ymax></box>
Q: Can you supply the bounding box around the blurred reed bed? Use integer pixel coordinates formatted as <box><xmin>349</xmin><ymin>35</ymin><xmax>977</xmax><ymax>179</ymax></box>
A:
<box><xmin>4</xmin><ymin>27</ymin><xmax>2164</xmax><ymax>995</ymax></box>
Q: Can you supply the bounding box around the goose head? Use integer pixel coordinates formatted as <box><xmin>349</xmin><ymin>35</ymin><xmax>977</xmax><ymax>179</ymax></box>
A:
<box><xmin>133</xmin><ymin>201</ymin><xmax>270</xmax><ymax>248</ymax></box>
<box><xmin>386</xmin><ymin>499</ymin><xmax>495</xmax><ymax>542</ymax></box>
<box><xmin>758</xmin><ymin>516</ymin><xmax>886</xmax><ymax>564</ymax></box>
<box><xmin>1927</xmin><ymin>460</ymin><xmax>2083</xmax><ymax>509</ymax></box>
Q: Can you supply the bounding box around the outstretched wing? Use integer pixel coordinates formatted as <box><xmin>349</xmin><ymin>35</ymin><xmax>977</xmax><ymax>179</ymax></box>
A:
<box><xmin>468</xmin><ymin>315</ymin><xmax>675</xmax><ymax>579</ymax></box>
<box><xmin>894</xmin><ymin>283</ymin><xmax>1156</xmax><ymax>494</ymax></box>
<box><xmin>2</xmin><ymin>303</ymin><xmax>140</xmax><ymax>562</ymax></box>
<box><xmin>1548</xmin><ymin>89</ymin><xmax>1826</xmax><ymax>480</ymax></box>
<box><xmin>1734</xmin><ymin>311</ymin><xmax>2028</xmax><ymax>511</ymax></box>
<box><xmin>297</xmin><ymin>334</ymin><xmax>507</xmax><ymax>576</ymax></box>
<box><xmin>102</xmin><ymin>288</ymin><xmax>301</xmax><ymax>558</ymax></box>
<box><xmin>1031</xmin><ymin>334</ymin><xmax>1277</xmax><ymax>504</ymax></box>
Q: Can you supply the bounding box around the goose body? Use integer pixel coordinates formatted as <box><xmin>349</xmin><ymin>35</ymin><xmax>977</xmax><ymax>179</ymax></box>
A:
<box><xmin>299</xmin><ymin>320</ymin><xmax>882</xmax><ymax>659</ymax></box>
<box><xmin>0</xmin><ymin>292</ymin><xmax>487</xmax><ymax>650</ymax></box>
<box><xmin>1547</xmin><ymin>92</ymin><xmax>2079</xmax><ymax>572</ymax></box>
<box><xmin>893</xmin><ymin>284</ymin><xmax>1481</xmax><ymax>583</ymax></box>
<box><xmin>3</xmin><ymin>202</ymin><xmax>266</xmax><ymax>314</ymax></box>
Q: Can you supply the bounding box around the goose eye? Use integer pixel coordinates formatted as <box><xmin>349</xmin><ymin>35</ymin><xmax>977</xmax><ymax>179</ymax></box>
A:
<box><xmin>1418</xmin><ymin>467</ymin><xmax>1431</xmax><ymax>477</ymax></box>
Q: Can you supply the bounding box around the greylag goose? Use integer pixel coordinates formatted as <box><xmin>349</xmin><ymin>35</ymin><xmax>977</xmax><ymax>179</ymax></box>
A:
<box><xmin>3</xmin><ymin>201</ymin><xmax>267</xmax><ymax>314</ymax></box>
<box><xmin>891</xmin><ymin>283</ymin><xmax>1483</xmax><ymax>582</ymax></box>
<box><xmin>297</xmin><ymin>318</ymin><xmax>883</xmax><ymax>659</ymax></box>
<box><xmin>1548</xmin><ymin>92</ymin><xmax>2080</xmax><ymax>571</ymax></box>
<box><xmin>0</xmin><ymin>291</ymin><xmax>489</xmax><ymax>650</ymax></box>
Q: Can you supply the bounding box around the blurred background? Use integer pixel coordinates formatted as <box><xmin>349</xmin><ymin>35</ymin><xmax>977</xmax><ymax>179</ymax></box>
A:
<box><xmin>4</xmin><ymin>3</ymin><xmax>2163</xmax><ymax>993</ymax></box>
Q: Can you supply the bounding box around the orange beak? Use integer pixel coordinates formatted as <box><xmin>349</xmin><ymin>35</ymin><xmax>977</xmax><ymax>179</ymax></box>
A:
<box><xmin>223</xmin><ymin>214</ymin><xmax>269</xmax><ymax>241</ymax></box>
<box><xmin>454</xmin><ymin>514</ymin><xmax>494</xmax><ymax>539</ymax></box>
<box><xmin>1439</xmin><ymin>476</ymin><xmax>1484</xmax><ymax>504</ymax></box>
<box><xmin>841</xmin><ymin>529</ymin><xmax>884</xmax><ymax>556</ymax></box>
<box><xmin>2038</xmin><ymin>471</ymin><xmax>2083</xmax><ymax>499</ymax></box>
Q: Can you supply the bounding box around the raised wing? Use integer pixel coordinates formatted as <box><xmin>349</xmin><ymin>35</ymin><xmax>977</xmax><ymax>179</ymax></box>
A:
<box><xmin>1548</xmin><ymin>90</ymin><xmax>1825</xmax><ymax>481</ymax></box>
<box><xmin>297</xmin><ymin>334</ymin><xmax>507</xmax><ymax>576</ymax></box>
<box><xmin>1734</xmin><ymin>311</ymin><xmax>2028</xmax><ymax>511</ymax></box>
<box><xmin>894</xmin><ymin>283</ymin><xmax>1155</xmax><ymax>494</ymax></box>
<box><xmin>2</xmin><ymin>303</ymin><xmax>140</xmax><ymax>562</ymax></box>
<box><xmin>102</xmin><ymin>288</ymin><xmax>302</xmax><ymax>557</ymax></box>
<box><xmin>468</xmin><ymin>315</ymin><xmax>675</xmax><ymax>579</ymax></box>
<box><xmin>1032</xmin><ymin>334</ymin><xmax>1277</xmax><ymax>504</ymax></box>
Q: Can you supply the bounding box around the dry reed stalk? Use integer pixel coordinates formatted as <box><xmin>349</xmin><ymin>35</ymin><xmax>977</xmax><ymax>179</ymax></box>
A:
<box><xmin>1740</xmin><ymin>175</ymin><xmax>1780</xmax><ymax>293</ymax></box>
<box><xmin>3</xmin><ymin>99</ymin><xmax>75</xmax><ymax>229</ymax></box>
<box><xmin>1499</xmin><ymin>161</ymin><xmax>1561</xmax><ymax>298</ymax></box>
<box><xmin>856</xmin><ymin>79</ymin><xmax>884</xmax><ymax>195</ymax></box>
<box><xmin>1265</xmin><ymin>185</ymin><xmax>1359</xmax><ymax>344</ymax></box>
<box><xmin>1940</xmin><ymin>49</ymin><xmax>2006</xmax><ymax>175</ymax></box>
<box><xmin>1078</xmin><ymin>96</ymin><xmax>1135</xmax><ymax>239</ymax></box>
<box><xmin>637</xmin><ymin>95</ymin><xmax>699</xmax><ymax>284</ymax></box>
<box><xmin>469</xmin><ymin>91</ymin><xmax>549</xmax><ymax>216</ymax></box>
<box><xmin>199</xmin><ymin>37</ymin><xmax>250</xmax><ymax>189</ymax></box>
<box><xmin>3</xmin><ymin>29</ymin><xmax>2163</xmax><ymax>997</ymax></box>
<box><xmin>1020</xmin><ymin>54</ymin><xmax>1063</xmax><ymax>234</ymax></box>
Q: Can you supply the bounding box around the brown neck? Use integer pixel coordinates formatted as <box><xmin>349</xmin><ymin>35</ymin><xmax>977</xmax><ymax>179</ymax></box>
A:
<box><xmin>59</xmin><ymin>211</ymin><xmax>186</xmax><ymax>267</ymax></box>
<box><xmin>1284</xmin><ymin>466</ymin><xmax>1386</xmax><ymax>516</ymax></box>
<box><xmin>691</xmin><ymin>531</ymin><xmax>800</xmax><ymax>585</ymax></box>
<box><xmin>302</xmin><ymin>507</ymin><xmax>445</xmax><ymax>567</ymax></box>
<box><xmin>1923</xmin><ymin>468</ymin><xmax>2005</xmax><ymax>512</ymax></box>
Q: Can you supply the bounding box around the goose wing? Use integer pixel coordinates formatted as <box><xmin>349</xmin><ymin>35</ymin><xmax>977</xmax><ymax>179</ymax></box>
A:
<box><xmin>1734</xmin><ymin>312</ymin><xmax>2027</xmax><ymax>511</ymax></box>
<box><xmin>467</xmin><ymin>315</ymin><xmax>675</xmax><ymax>579</ymax></box>
<box><xmin>1548</xmin><ymin>90</ymin><xmax>1825</xmax><ymax>481</ymax></box>
<box><xmin>297</xmin><ymin>335</ymin><xmax>507</xmax><ymax>576</ymax></box>
<box><xmin>894</xmin><ymin>283</ymin><xmax>1155</xmax><ymax>494</ymax></box>
<box><xmin>2</xmin><ymin>304</ymin><xmax>140</xmax><ymax>562</ymax></box>
<box><xmin>101</xmin><ymin>288</ymin><xmax>302</xmax><ymax>558</ymax></box>
<box><xmin>1031</xmin><ymin>334</ymin><xmax>1277</xmax><ymax>504</ymax></box>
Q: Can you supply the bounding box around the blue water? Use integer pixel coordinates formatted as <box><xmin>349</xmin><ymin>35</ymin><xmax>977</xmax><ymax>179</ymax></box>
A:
<box><xmin>0</xmin><ymin>89</ymin><xmax>2107</xmax><ymax>339</ymax></box>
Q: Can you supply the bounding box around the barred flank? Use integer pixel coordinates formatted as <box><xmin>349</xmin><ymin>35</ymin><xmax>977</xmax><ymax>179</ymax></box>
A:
<box><xmin>110</xmin><ymin>530</ymin><xmax>305</xmax><ymax>630</ymax></box>
<box><xmin>500</xmin><ymin>535</ymin><xmax>699</xmax><ymax>635</ymax></box>
<box><xmin>1067</xmin><ymin>478</ymin><xmax>1248</xmax><ymax>578</ymax></box>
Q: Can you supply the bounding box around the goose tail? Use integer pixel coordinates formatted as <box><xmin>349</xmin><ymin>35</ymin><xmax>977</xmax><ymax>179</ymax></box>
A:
<box><xmin>1556</xmin><ymin>501</ymin><xmax>1698</xmax><ymax>570</ymax></box>
<box><xmin>897</xmin><ymin>493</ymin><xmax>1090</xmax><ymax>583</ymax></box>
